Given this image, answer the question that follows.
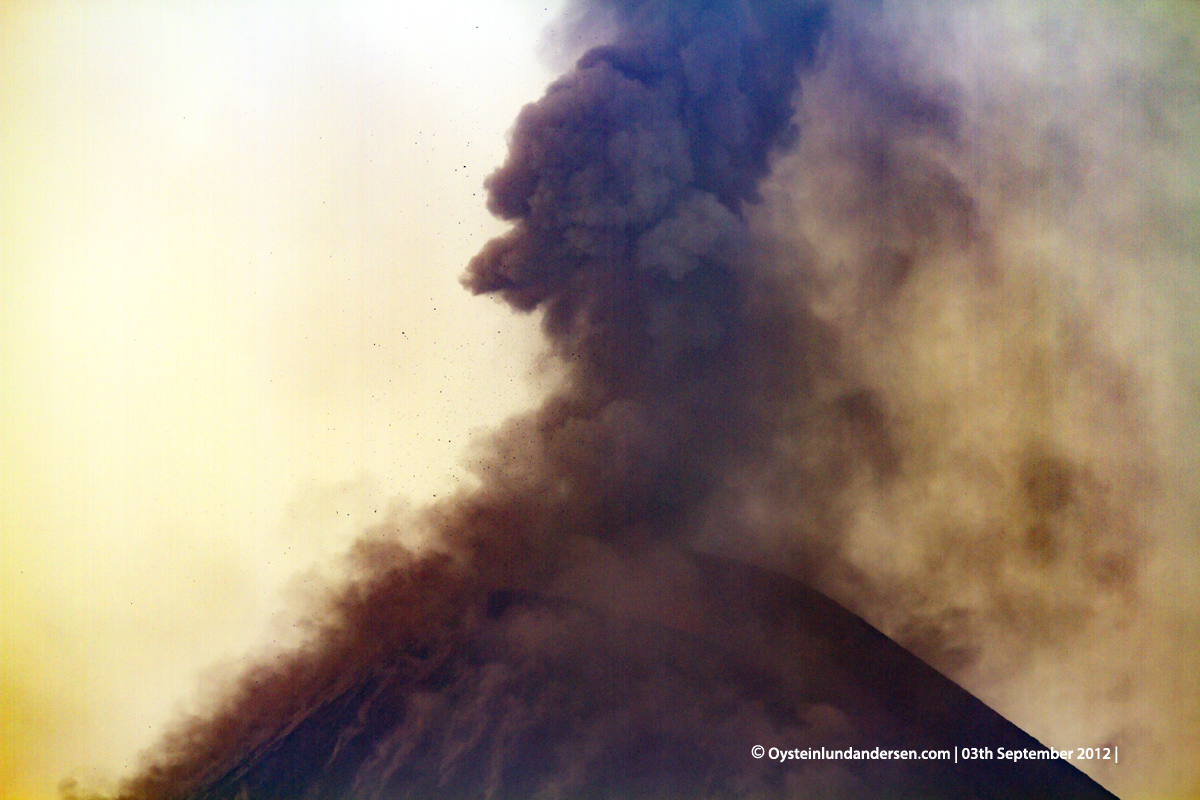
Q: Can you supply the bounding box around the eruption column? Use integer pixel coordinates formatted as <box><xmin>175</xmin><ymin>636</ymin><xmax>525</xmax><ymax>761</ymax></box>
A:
<box><xmin>110</xmin><ymin>1</ymin><xmax>1198</xmax><ymax>798</ymax></box>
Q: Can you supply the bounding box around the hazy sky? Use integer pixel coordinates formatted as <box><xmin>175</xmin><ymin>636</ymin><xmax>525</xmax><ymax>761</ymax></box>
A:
<box><xmin>1</xmin><ymin>2</ymin><xmax>569</xmax><ymax>796</ymax></box>
<box><xmin>4</xmin><ymin>3</ymin><xmax>1198</xmax><ymax>800</ymax></box>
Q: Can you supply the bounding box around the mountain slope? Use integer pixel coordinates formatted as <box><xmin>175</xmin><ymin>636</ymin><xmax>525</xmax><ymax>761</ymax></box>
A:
<box><xmin>126</xmin><ymin>550</ymin><xmax>1116</xmax><ymax>800</ymax></box>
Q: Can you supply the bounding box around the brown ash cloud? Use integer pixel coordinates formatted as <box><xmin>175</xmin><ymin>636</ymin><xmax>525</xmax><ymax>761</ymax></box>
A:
<box><xmin>731</xmin><ymin>6</ymin><xmax>1199</xmax><ymax>795</ymax></box>
<box><xmin>104</xmin><ymin>1</ymin><xmax>1199</xmax><ymax>798</ymax></box>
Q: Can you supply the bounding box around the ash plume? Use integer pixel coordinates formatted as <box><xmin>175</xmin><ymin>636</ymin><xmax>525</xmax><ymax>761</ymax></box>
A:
<box><xmin>104</xmin><ymin>1</ymin><xmax>1198</xmax><ymax>798</ymax></box>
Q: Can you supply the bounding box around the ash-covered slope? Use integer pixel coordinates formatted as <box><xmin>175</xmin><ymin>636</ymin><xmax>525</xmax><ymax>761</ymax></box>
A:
<box><xmin>122</xmin><ymin>551</ymin><xmax>1115</xmax><ymax>800</ymax></box>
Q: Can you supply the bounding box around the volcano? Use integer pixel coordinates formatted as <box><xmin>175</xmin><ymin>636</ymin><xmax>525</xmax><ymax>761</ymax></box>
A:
<box><xmin>104</xmin><ymin>0</ymin><xmax>1191</xmax><ymax>795</ymax></box>
<box><xmin>121</xmin><ymin>551</ymin><xmax>1115</xmax><ymax>799</ymax></box>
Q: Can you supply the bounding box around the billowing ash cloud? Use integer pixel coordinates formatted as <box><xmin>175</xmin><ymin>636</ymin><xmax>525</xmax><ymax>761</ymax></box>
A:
<box><xmin>100</xmin><ymin>0</ymin><xmax>1198</xmax><ymax>798</ymax></box>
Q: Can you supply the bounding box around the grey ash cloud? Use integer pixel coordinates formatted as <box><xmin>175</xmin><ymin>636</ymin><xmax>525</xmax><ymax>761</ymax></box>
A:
<box><xmin>104</xmin><ymin>1</ymin><xmax>1198</xmax><ymax>798</ymax></box>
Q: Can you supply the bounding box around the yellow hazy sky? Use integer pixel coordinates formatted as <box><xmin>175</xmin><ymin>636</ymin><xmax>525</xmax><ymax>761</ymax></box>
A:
<box><xmin>1</xmin><ymin>2</ymin><xmax>571</xmax><ymax>796</ymax></box>
<box><xmin>6</xmin><ymin>3</ymin><xmax>1197</xmax><ymax>800</ymax></box>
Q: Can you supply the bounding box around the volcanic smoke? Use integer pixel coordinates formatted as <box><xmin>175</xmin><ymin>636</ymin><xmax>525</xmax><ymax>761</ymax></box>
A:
<box><xmin>93</xmin><ymin>1</ymin><xmax>1198</xmax><ymax>798</ymax></box>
